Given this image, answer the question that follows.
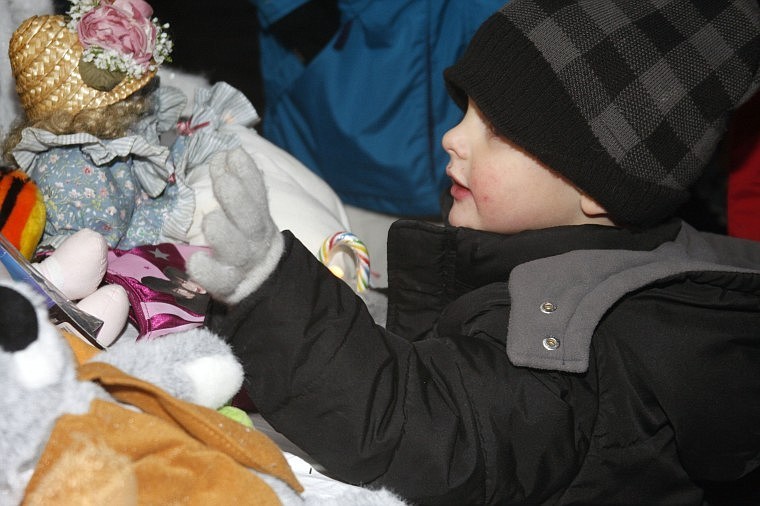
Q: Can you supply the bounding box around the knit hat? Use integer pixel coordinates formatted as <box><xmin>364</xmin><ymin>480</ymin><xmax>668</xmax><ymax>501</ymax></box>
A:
<box><xmin>10</xmin><ymin>1</ymin><xmax>172</xmax><ymax>122</ymax></box>
<box><xmin>445</xmin><ymin>0</ymin><xmax>760</xmax><ymax>227</ymax></box>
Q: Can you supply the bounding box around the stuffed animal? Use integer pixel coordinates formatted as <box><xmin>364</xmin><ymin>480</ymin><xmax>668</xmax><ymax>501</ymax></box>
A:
<box><xmin>0</xmin><ymin>278</ymin><xmax>305</xmax><ymax>505</ymax></box>
<box><xmin>0</xmin><ymin>168</ymin><xmax>45</xmax><ymax>259</ymax></box>
<box><xmin>0</xmin><ymin>279</ymin><xmax>410</xmax><ymax>505</ymax></box>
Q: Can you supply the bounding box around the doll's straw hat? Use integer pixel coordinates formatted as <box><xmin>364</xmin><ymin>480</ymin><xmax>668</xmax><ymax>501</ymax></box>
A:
<box><xmin>9</xmin><ymin>15</ymin><xmax>157</xmax><ymax>122</ymax></box>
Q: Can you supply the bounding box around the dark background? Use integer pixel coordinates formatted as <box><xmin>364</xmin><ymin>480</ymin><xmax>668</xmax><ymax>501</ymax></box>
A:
<box><xmin>54</xmin><ymin>0</ymin><xmax>266</xmax><ymax>111</ymax></box>
<box><xmin>51</xmin><ymin>0</ymin><xmax>732</xmax><ymax>233</ymax></box>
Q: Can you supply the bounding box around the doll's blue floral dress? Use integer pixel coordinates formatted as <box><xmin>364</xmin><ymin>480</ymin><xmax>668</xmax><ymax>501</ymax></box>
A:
<box><xmin>13</xmin><ymin>82</ymin><xmax>258</xmax><ymax>250</ymax></box>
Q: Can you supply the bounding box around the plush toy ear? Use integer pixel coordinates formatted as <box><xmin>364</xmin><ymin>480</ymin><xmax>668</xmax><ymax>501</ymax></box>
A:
<box><xmin>0</xmin><ymin>284</ymin><xmax>38</xmax><ymax>352</ymax></box>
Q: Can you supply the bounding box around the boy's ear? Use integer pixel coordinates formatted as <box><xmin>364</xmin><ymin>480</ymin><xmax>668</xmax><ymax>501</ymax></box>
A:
<box><xmin>580</xmin><ymin>194</ymin><xmax>609</xmax><ymax>218</ymax></box>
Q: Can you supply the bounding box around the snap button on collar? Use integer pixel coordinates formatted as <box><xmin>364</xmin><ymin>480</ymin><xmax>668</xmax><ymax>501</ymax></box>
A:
<box><xmin>540</xmin><ymin>301</ymin><xmax>557</xmax><ymax>313</ymax></box>
<box><xmin>543</xmin><ymin>336</ymin><xmax>560</xmax><ymax>350</ymax></box>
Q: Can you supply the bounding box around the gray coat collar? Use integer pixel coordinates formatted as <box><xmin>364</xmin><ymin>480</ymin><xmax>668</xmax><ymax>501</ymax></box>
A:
<box><xmin>506</xmin><ymin>223</ymin><xmax>760</xmax><ymax>373</ymax></box>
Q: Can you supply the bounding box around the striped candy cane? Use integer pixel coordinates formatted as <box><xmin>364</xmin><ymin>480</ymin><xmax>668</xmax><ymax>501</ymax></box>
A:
<box><xmin>318</xmin><ymin>231</ymin><xmax>371</xmax><ymax>292</ymax></box>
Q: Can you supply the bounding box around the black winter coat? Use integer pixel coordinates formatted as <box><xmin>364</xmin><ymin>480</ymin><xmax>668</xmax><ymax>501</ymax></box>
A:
<box><xmin>210</xmin><ymin>219</ymin><xmax>760</xmax><ymax>505</ymax></box>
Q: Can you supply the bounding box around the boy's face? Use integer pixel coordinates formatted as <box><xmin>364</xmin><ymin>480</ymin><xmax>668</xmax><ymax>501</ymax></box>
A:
<box><xmin>443</xmin><ymin>99</ymin><xmax>593</xmax><ymax>234</ymax></box>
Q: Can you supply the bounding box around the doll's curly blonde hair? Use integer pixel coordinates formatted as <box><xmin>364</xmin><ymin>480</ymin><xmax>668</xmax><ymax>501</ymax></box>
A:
<box><xmin>3</xmin><ymin>12</ymin><xmax>162</xmax><ymax>165</ymax></box>
<box><xmin>2</xmin><ymin>87</ymin><xmax>153</xmax><ymax>165</ymax></box>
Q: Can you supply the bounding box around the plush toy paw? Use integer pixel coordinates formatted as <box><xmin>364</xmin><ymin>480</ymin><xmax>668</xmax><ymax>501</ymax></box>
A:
<box><xmin>23</xmin><ymin>438</ymin><xmax>138</xmax><ymax>506</ymax></box>
<box><xmin>93</xmin><ymin>328</ymin><xmax>244</xmax><ymax>408</ymax></box>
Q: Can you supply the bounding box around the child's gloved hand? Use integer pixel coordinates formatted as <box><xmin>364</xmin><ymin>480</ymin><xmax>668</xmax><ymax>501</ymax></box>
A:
<box><xmin>187</xmin><ymin>148</ymin><xmax>284</xmax><ymax>305</ymax></box>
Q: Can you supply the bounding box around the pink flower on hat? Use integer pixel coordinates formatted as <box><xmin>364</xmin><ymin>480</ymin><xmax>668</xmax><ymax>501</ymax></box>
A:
<box><xmin>111</xmin><ymin>0</ymin><xmax>154</xmax><ymax>19</ymax></box>
<box><xmin>77</xmin><ymin>0</ymin><xmax>158</xmax><ymax>69</ymax></box>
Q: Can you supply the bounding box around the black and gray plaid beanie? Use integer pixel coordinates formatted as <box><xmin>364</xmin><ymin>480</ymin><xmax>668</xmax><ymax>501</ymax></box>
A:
<box><xmin>444</xmin><ymin>0</ymin><xmax>760</xmax><ymax>227</ymax></box>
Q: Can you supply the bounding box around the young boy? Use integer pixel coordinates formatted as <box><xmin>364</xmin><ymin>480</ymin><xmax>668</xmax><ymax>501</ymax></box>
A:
<box><xmin>189</xmin><ymin>0</ymin><xmax>760</xmax><ymax>503</ymax></box>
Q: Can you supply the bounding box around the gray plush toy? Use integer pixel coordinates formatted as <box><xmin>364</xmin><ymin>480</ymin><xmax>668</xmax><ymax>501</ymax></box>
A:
<box><xmin>0</xmin><ymin>279</ymin><xmax>406</xmax><ymax>506</ymax></box>
<box><xmin>0</xmin><ymin>279</ymin><xmax>244</xmax><ymax>505</ymax></box>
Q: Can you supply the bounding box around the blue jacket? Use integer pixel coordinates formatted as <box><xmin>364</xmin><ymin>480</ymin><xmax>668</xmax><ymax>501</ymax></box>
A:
<box><xmin>252</xmin><ymin>0</ymin><xmax>504</xmax><ymax>216</ymax></box>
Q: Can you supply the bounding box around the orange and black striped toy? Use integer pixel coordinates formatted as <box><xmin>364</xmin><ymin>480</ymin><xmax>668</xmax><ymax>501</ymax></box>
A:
<box><xmin>0</xmin><ymin>168</ymin><xmax>45</xmax><ymax>259</ymax></box>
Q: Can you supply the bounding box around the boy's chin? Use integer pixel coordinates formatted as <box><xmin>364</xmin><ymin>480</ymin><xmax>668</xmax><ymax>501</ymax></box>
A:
<box><xmin>447</xmin><ymin>208</ymin><xmax>475</xmax><ymax>230</ymax></box>
<box><xmin>446</xmin><ymin>208</ymin><xmax>463</xmax><ymax>228</ymax></box>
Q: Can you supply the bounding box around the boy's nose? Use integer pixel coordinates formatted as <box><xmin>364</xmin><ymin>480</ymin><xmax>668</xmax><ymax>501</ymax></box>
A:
<box><xmin>442</xmin><ymin>125</ymin><xmax>466</xmax><ymax>160</ymax></box>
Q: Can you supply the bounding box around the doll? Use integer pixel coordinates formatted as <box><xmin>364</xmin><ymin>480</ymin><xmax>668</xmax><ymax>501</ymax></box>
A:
<box><xmin>3</xmin><ymin>0</ymin><xmax>359</xmax><ymax>251</ymax></box>
<box><xmin>2</xmin><ymin>1</ymin><xmax>267</xmax><ymax>341</ymax></box>
<box><xmin>2</xmin><ymin>1</ymin><xmax>292</xmax><ymax>254</ymax></box>
<box><xmin>2</xmin><ymin>0</ymin><xmax>188</xmax><ymax>251</ymax></box>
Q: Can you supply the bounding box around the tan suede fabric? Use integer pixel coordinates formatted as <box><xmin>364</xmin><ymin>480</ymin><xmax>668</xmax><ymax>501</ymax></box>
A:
<box><xmin>63</xmin><ymin>331</ymin><xmax>99</xmax><ymax>364</ymax></box>
<box><xmin>25</xmin><ymin>349</ymin><xmax>303</xmax><ymax>504</ymax></box>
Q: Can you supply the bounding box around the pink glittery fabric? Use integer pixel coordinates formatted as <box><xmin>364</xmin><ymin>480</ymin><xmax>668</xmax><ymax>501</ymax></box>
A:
<box><xmin>105</xmin><ymin>243</ymin><xmax>211</xmax><ymax>338</ymax></box>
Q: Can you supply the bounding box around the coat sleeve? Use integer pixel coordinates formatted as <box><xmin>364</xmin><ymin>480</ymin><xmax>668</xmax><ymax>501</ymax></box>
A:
<box><xmin>212</xmin><ymin>232</ymin><xmax>589</xmax><ymax>504</ymax></box>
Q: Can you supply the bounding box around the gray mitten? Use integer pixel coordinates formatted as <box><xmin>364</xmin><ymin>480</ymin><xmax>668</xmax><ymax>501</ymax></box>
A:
<box><xmin>187</xmin><ymin>147</ymin><xmax>284</xmax><ymax>304</ymax></box>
